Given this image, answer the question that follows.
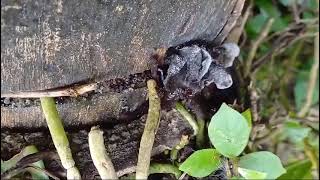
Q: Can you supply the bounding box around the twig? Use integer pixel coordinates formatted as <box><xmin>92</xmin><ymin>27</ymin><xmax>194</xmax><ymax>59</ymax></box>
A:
<box><xmin>226</xmin><ymin>0</ymin><xmax>252</xmax><ymax>44</ymax></box>
<box><xmin>178</xmin><ymin>172</ymin><xmax>187</xmax><ymax>180</ymax></box>
<box><xmin>264</xmin><ymin>22</ymin><xmax>305</xmax><ymax>42</ymax></box>
<box><xmin>244</xmin><ymin>18</ymin><xmax>274</xmax><ymax>77</ymax></box>
<box><xmin>1</xmin><ymin>82</ymin><xmax>98</xmax><ymax>98</ymax></box>
<box><xmin>298</xmin><ymin>32</ymin><xmax>319</xmax><ymax>117</ymax></box>
<box><xmin>40</xmin><ymin>97</ymin><xmax>81</xmax><ymax>179</ymax></box>
<box><xmin>149</xmin><ymin>163</ymin><xmax>182</xmax><ymax>179</ymax></box>
<box><xmin>136</xmin><ymin>79</ymin><xmax>161</xmax><ymax>179</ymax></box>
<box><xmin>88</xmin><ymin>126</ymin><xmax>118</xmax><ymax>179</ymax></box>
<box><xmin>248</xmin><ymin>82</ymin><xmax>259</xmax><ymax>123</ymax></box>
<box><xmin>252</xmin><ymin>32</ymin><xmax>317</xmax><ymax>73</ymax></box>
<box><xmin>17</xmin><ymin>151</ymin><xmax>59</xmax><ymax>167</ymax></box>
<box><xmin>175</xmin><ymin>102</ymin><xmax>199</xmax><ymax>136</ymax></box>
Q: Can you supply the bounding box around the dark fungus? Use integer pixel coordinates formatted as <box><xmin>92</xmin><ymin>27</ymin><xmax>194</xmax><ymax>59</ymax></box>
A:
<box><xmin>159</xmin><ymin>42</ymin><xmax>240</xmax><ymax>100</ymax></box>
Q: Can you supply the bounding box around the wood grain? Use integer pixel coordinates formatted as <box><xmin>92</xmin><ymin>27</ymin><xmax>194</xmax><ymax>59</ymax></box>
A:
<box><xmin>1</xmin><ymin>0</ymin><xmax>239</xmax><ymax>93</ymax></box>
<box><xmin>1</xmin><ymin>0</ymin><xmax>244</xmax><ymax>128</ymax></box>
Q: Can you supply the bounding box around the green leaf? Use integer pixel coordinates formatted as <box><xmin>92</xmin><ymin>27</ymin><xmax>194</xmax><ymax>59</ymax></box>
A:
<box><xmin>179</xmin><ymin>149</ymin><xmax>221</xmax><ymax>178</ymax></box>
<box><xmin>278</xmin><ymin>160</ymin><xmax>312</xmax><ymax>179</ymax></box>
<box><xmin>237</xmin><ymin>167</ymin><xmax>267</xmax><ymax>179</ymax></box>
<box><xmin>294</xmin><ymin>70</ymin><xmax>319</xmax><ymax>110</ymax></box>
<box><xmin>1</xmin><ymin>145</ymin><xmax>49</xmax><ymax>179</ymax></box>
<box><xmin>241</xmin><ymin>109</ymin><xmax>252</xmax><ymax>129</ymax></box>
<box><xmin>239</xmin><ymin>151</ymin><xmax>286</xmax><ymax>179</ymax></box>
<box><xmin>283</xmin><ymin>120</ymin><xmax>311</xmax><ymax>144</ymax></box>
<box><xmin>279</xmin><ymin>0</ymin><xmax>296</xmax><ymax>6</ymax></box>
<box><xmin>246</xmin><ymin>14</ymin><xmax>268</xmax><ymax>37</ymax></box>
<box><xmin>231</xmin><ymin>176</ymin><xmax>245</xmax><ymax>179</ymax></box>
<box><xmin>256</xmin><ymin>0</ymin><xmax>280</xmax><ymax>18</ymax></box>
<box><xmin>208</xmin><ymin>103</ymin><xmax>250</xmax><ymax>158</ymax></box>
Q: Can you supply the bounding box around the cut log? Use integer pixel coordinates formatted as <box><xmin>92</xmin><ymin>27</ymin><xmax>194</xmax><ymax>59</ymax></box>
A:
<box><xmin>1</xmin><ymin>0</ymin><xmax>243</xmax><ymax>93</ymax></box>
<box><xmin>1</xmin><ymin>0</ymin><xmax>244</xmax><ymax>128</ymax></box>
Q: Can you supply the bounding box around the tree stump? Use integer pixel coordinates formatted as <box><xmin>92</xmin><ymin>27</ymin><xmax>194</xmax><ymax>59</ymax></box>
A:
<box><xmin>1</xmin><ymin>0</ymin><xmax>244</xmax><ymax>128</ymax></box>
<box><xmin>1</xmin><ymin>0</ymin><xmax>245</xmax><ymax>178</ymax></box>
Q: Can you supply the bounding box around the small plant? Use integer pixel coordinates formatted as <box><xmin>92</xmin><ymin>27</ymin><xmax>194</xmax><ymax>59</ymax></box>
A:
<box><xmin>179</xmin><ymin>103</ymin><xmax>286</xmax><ymax>179</ymax></box>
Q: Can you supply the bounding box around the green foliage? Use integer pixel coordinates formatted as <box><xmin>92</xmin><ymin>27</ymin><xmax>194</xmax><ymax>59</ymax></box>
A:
<box><xmin>294</xmin><ymin>70</ymin><xmax>319</xmax><ymax>110</ymax></box>
<box><xmin>278</xmin><ymin>160</ymin><xmax>313</xmax><ymax>179</ymax></box>
<box><xmin>282</xmin><ymin>120</ymin><xmax>311</xmax><ymax>144</ymax></box>
<box><xmin>1</xmin><ymin>145</ymin><xmax>49</xmax><ymax>179</ymax></box>
<box><xmin>239</xmin><ymin>151</ymin><xmax>286</xmax><ymax>179</ymax></box>
<box><xmin>178</xmin><ymin>149</ymin><xmax>221</xmax><ymax>178</ymax></box>
<box><xmin>241</xmin><ymin>109</ymin><xmax>252</xmax><ymax>129</ymax></box>
<box><xmin>208</xmin><ymin>103</ymin><xmax>250</xmax><ymax>158</ymax></box>
<box><xmin>179</xmin><ymin>104</ymin><xmax>286</xmax><ymax>179</ymax></box>
<box><xmin>237</xmin><ymin>167</ymin><xmax>267</xmax><ymax>179</ymax></box>
<box><xmin>246</xmin><ymin>0</ymin><xmax>290</xmax><ymax>38</ymax></box>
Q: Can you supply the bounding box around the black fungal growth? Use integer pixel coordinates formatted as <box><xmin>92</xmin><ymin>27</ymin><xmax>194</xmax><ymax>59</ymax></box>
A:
<box><xmin>159</xmin><ymin>42</ymin><xmax>240</xmax><ymax>101</ymax></box>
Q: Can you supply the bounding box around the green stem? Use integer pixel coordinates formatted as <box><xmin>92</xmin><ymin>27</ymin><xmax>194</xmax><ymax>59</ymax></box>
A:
<box><xmin>149</xmin><ymin>163</ymin><xmax>182</xmax><ymax>179</ymax></box>
<box><xmin>40</xmin><ymin>97</ymin><xmax>81</xmax><ymax>179</ymax></box>
<box><xmin>196</xmin><ymin>118</ymin><xmax>205</xmax><ymax>148</ymax></box>
<box><xmin>230</xmin><ymin>157</ymin><xmax>240</xmax><ymax>177</ymax></box>
<box><xmin>170</xmin><ymin>135</ymin><xmax>189</xmax><ymax>161</ymax></box>
<box><xmin>1</xmin><ymin>145</ymin><xmax>48</xmax><ymax>179</ymax></box>
<box><xmin>175</xmin><ymin>102</ymin><xmax>199</xmax><ymax>136</ymax></box>
<box><xmin>303</xmin><ymin>138</ymin><xmax>319</xmax><ymax>179</ymax></box>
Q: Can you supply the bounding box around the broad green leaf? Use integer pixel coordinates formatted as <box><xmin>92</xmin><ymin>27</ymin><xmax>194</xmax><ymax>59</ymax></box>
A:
<box><xmin>278</xmin><ymin>160</ymin><xmax>312</xmax><ymax>179</ymax></box>
<box><xmin>294</xmin><ymin>70</ymin><xmax>319</xmax><ymax>110</ymax></box>
<box><xmin>241</xmin><ymin>109</ymin><xmax>252</xmax><ymax>129</ymax></box>
<box><xmin>208</xmin><ymin>103</ymin><xmax>250</xmax><ymax>158</ymax></box>
<box><xmin>237</xmin><ymin>167</ymin><xmax>267</xmax><ymax>179</ymax></box>
<box><xmin>179</xmin><ymin>149</ymin><xmax>221</xmax><ymax>178</ymax></box>
<box><xmin>239</xmin><ymin>151</ymin><xmax>286</xmax><ymax>179</ymax></box>
<box><xmin>283</xmin><ymin>121</ymin><xmax>311</xmax><ymax>144</ymax></box>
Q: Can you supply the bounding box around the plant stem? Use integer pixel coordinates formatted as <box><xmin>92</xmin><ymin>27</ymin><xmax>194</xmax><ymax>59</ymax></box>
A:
<box><xmin>303</xmin><ymin>138</ymin><xmax>319</xmax><ymax>179</ymax></box>
<box><xmin>175</xmin><ymin>102</ymin><xmax>199</xmax><ymax>136</ymax></box>
<box><xmin>230</xmin><ymin>157</ymin><xmax>240</xmax><ymax>177</ymax></box>
<box><xmin>298</xmin><ymin>32</ymin><xmax>319</xmax><ymax>117</ymax></box>
<box><xmin>244</xmin><ymin>18</ymin><xmax>274</xmax><ymax>77</ymax></box>
<box><xmin>170</xmin><ymin>135</ymin><xmax>189</xmax><ymax>161</ymax></box>
<box><xmin>88</xmin><ymin>126</ymin><xmax>118</xmax><ymax>179</ymax></box>
<box><xmin>1</xmin><ymin>145</ymin><xmax>49</xmax><ymax>179</ymax></box>
<box><xmin>196</xmin><ymin>118</ymin><xmax>206</xmax><ymax>148</ymax></box>
<box><xmin>149</xmin><ymin>163</ymin><xmax>182</xmax><ymax>179</ymax></box>
<box><xmin>40</xmin><ymin>97</ymin><xmax>81</xmax><ymax>179</ymax></box>
<box><xmin>136</xmin><ymin>79</ymin><xmax>161</xmax><ymax>179</ymax></box>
